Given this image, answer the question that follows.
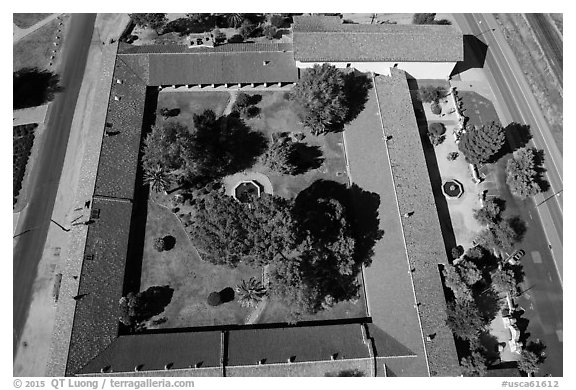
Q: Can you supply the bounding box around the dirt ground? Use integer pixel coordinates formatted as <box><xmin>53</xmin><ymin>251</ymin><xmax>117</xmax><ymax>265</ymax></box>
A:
<box><xmin>493</xmin><ymin>14</ymin><xmax>563</xmax><ymax>154</ymax></box>
<box><xmin>13</xmin><ymin>14</ymin><xmax>130</xmax><ymax>376</ymax></box>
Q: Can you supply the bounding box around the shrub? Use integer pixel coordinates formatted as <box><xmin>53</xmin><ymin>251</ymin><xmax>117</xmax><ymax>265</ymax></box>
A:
<box><xmin>212</xmin><ymin>28</ymin><xmax>226</xmax><ymax>44</ymax></box>
<box><xmin>429</xmin><ymin>122</ymin><xmax>446</xmax><ymax>136</ymax></box>
<box><xmin>419</xmin><ymin>85</ymin><xmax>447</xmax><ymax>103</ymax></box>
<box><xmin>227</xmin><ymin>34</ymin><xmax>244</xmax><ymax>43</ymax></box>
<box><xmin>153</xmin><ymin>237</ymin><xmax>166</xmax><ymax>252</ymax></box>
<box><xmin>207</xmin><ymin>292</ymin><xmax>221</xmax><ymax>306</ymax></box>
<box><xmin>451</xmin><ymin>246</ymin><xmax>464</xmax><ymax>259</ymax></box>
<box><xmin>447</xmin><ymin>152</ymin><xmax>459</xmax><ymax>161</ymax></box>
<box><xmin>505</xmin><ymin>147</ymin><xmax>544</xmax><ymax>199</ymax></box>
<box><xmin>413</xmin><ymin>13</ymin><xmax>436</xmax><ymax>24</ymax></box>
<box><xmin>431</xmin><ymin>101</ymin><xmax>442</xmax><ymax>115</ymax></box>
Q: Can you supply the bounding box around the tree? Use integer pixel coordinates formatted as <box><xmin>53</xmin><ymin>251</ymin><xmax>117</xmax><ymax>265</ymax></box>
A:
<box><xmin>14</xmin><ymin>68</ymin><xmax>62</xmax><ymax>109</ymax></box>
<box><xmin>227</xmin><ymin>13</ymin><xmax>244</xmax><ymax>28</ymax></box>
<box><xmin>143</xmin><ymin>164</ymin><xmax>170</xmax><ymax>193</ymax></box>
<box><xmin>413</xmin><ymin>13</ymin><xmax>437</xmax><ymax>24</ymax></box>
<box><xmin>428</xmin><ymin>122</ymin><xmax>446</xmax><ymax>145</ymax></box>
<box><xmin>262</xmin><ymin>137</ymin><xmax>298</xmax><ymax>175</ymax></box>
<box><xmin>475</xmin><ymin>219</ymin><xmax>519</xmax><ymax>253</ymax></box>
<box><xmin>460</xmin><ymin>351</ymin><xmax>488</xmax><ymax>377</ymax></box>
<box><xmin>451</xmin><ymin>245</ymin><xmax>464</xmax><ymax>259</ymax></box>
<box><xmin>506</xmin><ymin>148</ymin><xmax>543</xmax><ymax>199</ymax></box>
<box><xmin>491</xmin><ymin>267</ymin><xmax>518</xmax><ymax>296</ymax></box>
<box><xmin>142</xmin><ymin>122</ymin><xmax>195</xmax><ymax>183</ymax></box>
<box><xmin>458</xmin><ymin>122</ymin><xmax>506</xmax><ymax>164</ymax></box>
<box><xmin>446</xmin><ymin>300</ymin><xmax>486</xmax><ymax>341</ymax></box>
<box><xmin>419</xmin><ymin>85</ymin><xmax>447</xmax><ymax>103</ymax></box>
<box><xmin>458</xmin><ymin>260</ymin><xmax>483</xmax><ymax>286</ymax></box>
<box><xmin>129</xmin><ymin>13</ymin><xmax>168</xmax><ymax>33</ymax></box>
<box><xmin>263</xmin><ymin>24</ymin><xmax>277</xmax><ymax>39</ymax></box>
<box><xmin>442</xmin><ymin>265</ymin><xmax>474</xmax><ymax>302</ymax></box>
<box><xmin>239</xmin><ymin>19</ymin><xmax>257</xmax><ymax>39</ymax></box>
<box><xmin>189</xmin><ymin>190</ymin><xmax>298</xmax><ymax>267</ymax></box>
<box><xmin>119</xmin><ymin>286</ymin><xmax>174</xmax><ymax>329</ymax></box>
<box><xmin>268</xmin><ymin>14</ymin><xmax>286</xmax><ymax>28</ymax></box>
<box><xmin>236</xmin><ymin>277</ymin><xmax>267</xmax><ymax>307</ymax></box>
<box><xmin>473</xmin><ymin>198</ymin><xmax>504</xmax><ymax>226</ymax></box>
<box><xmin>290</xmin><ymin>63</ymin><xmax>349</xmax><ymax>135</ymax></box>
<box><xmin>517</xmin><ymin>350</ymin><xmax>541</xmax><ymax>376</ymax></box>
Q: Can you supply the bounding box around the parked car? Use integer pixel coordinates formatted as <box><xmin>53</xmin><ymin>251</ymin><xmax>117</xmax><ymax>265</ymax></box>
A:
<box><xmin>506</xmin><ymin>249</ymin><xmax>525</xmax><ymax>265</ymax></box>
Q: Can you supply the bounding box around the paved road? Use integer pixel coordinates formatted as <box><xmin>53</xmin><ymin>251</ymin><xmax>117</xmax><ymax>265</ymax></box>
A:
<box><xmin>524</xmin><ymin>14</ymin><xmax>563</xmax><ymax>88</ymax></box>
<box><xmin>13</xmin><ymin>14</ymin><xmax>96</xmax><ymax>356</ymax></box>
<box><xmin>455</xmin><ymin>13</ymin><xmax>562</xmax><ymax>277</ymax></box>
<box><xmin>454</xmin><ymin>14</ymin><xmax>563</xmax><ymax>377</ymax></box>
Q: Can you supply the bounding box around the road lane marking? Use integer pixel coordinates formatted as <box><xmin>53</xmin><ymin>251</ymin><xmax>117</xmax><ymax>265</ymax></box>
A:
<box><xmin>531</xmin><ymin>251</ymin><xmax>542</xmax><ymax>264</ymax></box>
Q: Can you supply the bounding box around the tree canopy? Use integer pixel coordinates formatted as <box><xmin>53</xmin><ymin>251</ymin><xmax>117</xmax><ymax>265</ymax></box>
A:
<box><xmin>490</xmin><ymin>267</ymin><xmax>518</xmax><ymax>296</ymax></box>
<box><xmin>189</xmin><ymin>190</ymin><xmax>298</xmax><ymax>267</ymax></box>
<box><xmin>517</xmin><ymin>350</ymin><xmax>541</xmax><ymax>376</ymax></box>
<box><xmin>420</xmin><ymin>85</ymin><xmax>447</xmax><ymax>103</ymax></box>
<box><xmin>505</xmin><ymin>147</ymin><xmax>544</xmax><ymax>199</ymax></box>
<box><xmin>119</xmin><ymin>286</ymin><xmax>174</xmax><ymax>330</ymax></box>
<box><xmin>458</xmin><ymin>122</ymin><xmax>506</xmax><ymax>164</ymax></box>
<box><xmin>442</xmin><ymin>264</ymin><xmax>474</xmax><ymax>303</ymax></box>
<box><xmin>14</xmin><ymin>68</ymin><xmax>62</xmax><ymax>109</ymax></box>
<box><xmin>129</xmin><ymin>13</ymin><xmax>168</xmax><ymax>32</ymax></box>
<box><xmin>446</xmin><ymin>300</ymin><xmax>487</xmax><ymax>341</ymax></box>
<box><xmin>475</xmin><ymin>219</ymin><xmax>520</xmax><ymax>253</ymax></box>
<box><xmin>473</xmin><ymin>198</ymin><xmax>504</xmax><ymax>226</ymax></box>
<box><xmin>460</xmin><ymin>351</ymin><xmax>488</xmax><ymax>377</ymax></box>
<box><xmin>262</xmin><ymin>136</ymin><xmax>298</xmax><ymax>175</ymax></box>
<box><xmin>290</xmin><ymin>63</ymin><xmax>349</xmax><ymax>135</ymax></box>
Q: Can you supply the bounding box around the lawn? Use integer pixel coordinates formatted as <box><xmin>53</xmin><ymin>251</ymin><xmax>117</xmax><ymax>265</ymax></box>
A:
<box><xmin>156</xmin><ymin>91</ymin><xmax>230</xmax><ymax>127</ymax></box>
<box><xmin>13</xmin><ymin>13</ymin><xmax>52</xmax><ymax>29</ymax></box>
<box><xmin>140</xmin><ymin>202</ymin><xmax>261</xmax><ymax>328</ymax></box>
<box><xmin>13</xmin><ymin>16</ymin><xmax>68</xmax><ymax>71</ymax></box>
<box><xmin>243</xmin><ymin>91</ymin><xmax>349</xmax><ymax>199</ymax></box>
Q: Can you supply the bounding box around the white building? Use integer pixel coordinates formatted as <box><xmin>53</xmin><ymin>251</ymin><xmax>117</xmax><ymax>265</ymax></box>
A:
<box><xmin>292</xmin><ymin>15</ymin><xmax>464</xmax><ymax>80</ymax></box>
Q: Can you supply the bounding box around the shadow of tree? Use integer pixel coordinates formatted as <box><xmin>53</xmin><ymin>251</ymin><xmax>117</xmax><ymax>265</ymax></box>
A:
<box><xmin>533</xmin><ymin>148</ymin><xmax>551</xmax><ymax>193</ymax></box>
<box><xmin>508</xmin><ymin>216</ymin><xmax>527</xmax><ymax>242</ymax></box>
<box><xmin>13</xmin><ymin>67</ymin><xmax>63</xmax><ymax>109</ymax></box>
<box><xmin>343</xmin><ymin>71</ymin><xmax>373</xmax><ymax>124</ymax></box>
<box><xmin>290</xmin><ymin>142</ymin><xmax>324</xmax><ymax>175</ymax></box>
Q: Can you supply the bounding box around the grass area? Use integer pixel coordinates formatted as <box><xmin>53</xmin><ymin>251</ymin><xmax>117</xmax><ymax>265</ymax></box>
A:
<box><xmin>459</xmin><ymin>91</ymin><xmax>501</xmax><ymax>128</ymax></box>
<box><xmin>157</xmin><ymin>91</ymin><xmax>230</xmax><ymax>127</ymax></box>
<box><xmin>13</xmin><ymin>13</ymin><xmax>51</xmax><ymax>29</ymax></box>
<box><xmin>13</xmin><ymin>16</ymin><xmax>66</xmax><ymax>71</ymax></box>
<box><xmin>13</xmin><ymin>124</ymin><xmax>37</xmax><ymax>205</ymax></box>
<box><xmin>494</xmin><ymin>13</ymin><xmax>563</xmax><ymax>154</ymax></box>
<box><xmin>140</xmin><ymin>202</ymin><xmax>260</xmax><ymax>328</ymax></box>
<box><xmin>144</xmin><ymin>90</ymin><xmax>365</xmax><ymax>326</ymax></box>
<box><xmin>243</xmin><ymin>91</ymin><xmax>349</xmax><ymax>199</ymax></box>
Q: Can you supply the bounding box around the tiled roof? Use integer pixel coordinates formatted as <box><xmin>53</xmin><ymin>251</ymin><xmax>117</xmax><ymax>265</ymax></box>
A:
<box><xmin>145</xmin><ymin>51</ymin><xmax>298</xmax><ymax>86</ymax></box>
<box><xmin>373</xmin><ymin>69</ymin><xmax>460</xmax><ymax>376</ymax></box>
<box><xmin>293</xmin><ymin>15</ymin><xmax>463</xmax><ymax>62</ymax></box>
<box><xmin>66</xmin><ymin>197</ymin><xmax>133</xmax><ymax>375</ymax></box>
<box><xmin>227</xmin><ymin>324</ymin><xmax>370</xmax><ymax>366</ymax></box>
<box><xmin>119</xmin><ymin>42</ymin><xmax>294</xmax><ymax>54</ymax></box>
<box><xmin>93</xmin><ymin>55</ymin><xmax>148</xmax><ymax>199</ymax></box>
<box><xmin>79</xmin><ymin>331</ymin><xmax>222</xmax><ymax>374</ymax></box>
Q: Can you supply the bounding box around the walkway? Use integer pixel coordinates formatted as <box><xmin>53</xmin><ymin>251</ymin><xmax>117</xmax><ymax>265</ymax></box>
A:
<box><xmin>13</xmin><ymin>105</ymin><xmax>49</xmax><ymax>126</ymax></box>
<box><xmin>13</xmin><ymin>14</ymin><xmax>61</xmax><ymax>43</ymax></box>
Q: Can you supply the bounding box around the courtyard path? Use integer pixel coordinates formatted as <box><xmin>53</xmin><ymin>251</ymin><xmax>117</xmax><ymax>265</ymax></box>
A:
<box><xmin>13</xmin><ymin>14</ymin><xmax>62</xmax><ymax>44</ymax></box>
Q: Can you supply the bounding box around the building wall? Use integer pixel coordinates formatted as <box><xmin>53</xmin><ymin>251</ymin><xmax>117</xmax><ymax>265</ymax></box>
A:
<box><xmin>295</xmin><ymin>60</ymin><xmax>456</xmax><ymax>80</ymax></box>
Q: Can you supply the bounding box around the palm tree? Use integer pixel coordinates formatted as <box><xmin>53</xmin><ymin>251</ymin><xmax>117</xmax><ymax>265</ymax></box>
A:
<box><xmin>236</xmin><ymin>277</ymin><xmax>267</xmax><ymax>308</ymax></box>
<box><xmin>143</xmin><ymin>164</ymin><xmax>170</xmax><ymax>193</ymax></box>
<box><xmin>227</xmin><ymin>13</ymin><xmax>244</xmax><ymax>28</ymax></box>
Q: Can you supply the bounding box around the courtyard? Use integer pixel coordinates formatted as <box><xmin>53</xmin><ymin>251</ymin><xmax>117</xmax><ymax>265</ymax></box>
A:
<box><xmin>138</xmin><ymin>88</ymin><xmax>367</xmax><ymax>330</ymax></box>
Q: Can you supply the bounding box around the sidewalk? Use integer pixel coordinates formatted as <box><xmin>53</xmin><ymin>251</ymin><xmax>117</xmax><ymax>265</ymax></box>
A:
<box><xmin>14</xmin><ymin>14</ymin><xmax>129</xmax><ymax>376</ymax></box>
<box><xmin>13</xmin><ymin>105</ymin><xmax>49</xmax><ymax>126</ymax></box>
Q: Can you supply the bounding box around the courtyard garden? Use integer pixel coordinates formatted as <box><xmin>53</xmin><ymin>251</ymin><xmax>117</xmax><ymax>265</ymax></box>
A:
<box><xmin>132</xmin><ymin>67</ymin><xmax>373</xmax><ymax>329</ymax></box>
